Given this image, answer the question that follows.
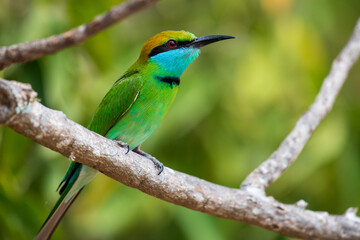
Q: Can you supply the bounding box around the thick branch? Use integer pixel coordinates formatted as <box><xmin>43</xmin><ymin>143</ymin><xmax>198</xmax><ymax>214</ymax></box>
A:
<box><xmin>241</xmin><ymin>19</ymin><xmax>360</xmax><ymax>191</ymax></box>
<box><xmin>0</xmin><ymin>11</ymin><xmax>359</xmax><ymax>239</ymax></box>
<box><xmin>0</xmin><ymin>77</ymin><xmax>359</xmax><ymax>239</ymax></box>
<box><xmin>0</xmin><ymin>0</ymin><xmax>158</xmax><ymax>70</ymax></box>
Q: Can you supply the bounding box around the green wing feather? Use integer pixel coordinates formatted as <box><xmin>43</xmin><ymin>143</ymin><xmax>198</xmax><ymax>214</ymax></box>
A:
<box><xmin>36</xmin><ymin>71</ymin><xmax>143</xmax><ymax>239</ymax></box>
<box><xmin>88</xmin><ymin>71</ymin><xmax>143</xmax><ymax>136</ymax></box>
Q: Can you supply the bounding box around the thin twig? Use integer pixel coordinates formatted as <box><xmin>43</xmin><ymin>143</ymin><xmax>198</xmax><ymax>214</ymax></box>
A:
<box><xmin>0</xmin><ymin>78</ymin><xmax>359</xmax><ymax>239</ymax></box>
<box><xmin>0</xmin><ymin>0</ymin><xmax>159</xmax><ymax>70</ymax></box>
<box><xmin>0</xmin><ymin>3</ymin><xmax>359</xmax><ymax>237</ymax></box>
<box><xmin>241</xmin><ymin>19</ymin><xmax>360</xmax><ymax>191</ymax></box>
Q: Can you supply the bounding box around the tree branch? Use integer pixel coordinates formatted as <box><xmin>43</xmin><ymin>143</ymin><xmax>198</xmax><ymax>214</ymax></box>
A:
<box><xmin>1</xmin><ymin>17</ymin><xmax>360</xmax><ymax>236</ymax></box>
<box><xmin>0</xmin><ymin>6</ymin><xmax>359</xmax><ymax>240</ymax></box>
<box><xmin>0</xmin><ymin>0</ymin><xmax>159</xmax><ymax>70</ymax></box>
<box><xmin>241</xmin><ymin>19</ymin><xmax>360</xmax><ymax>191</ymax></box>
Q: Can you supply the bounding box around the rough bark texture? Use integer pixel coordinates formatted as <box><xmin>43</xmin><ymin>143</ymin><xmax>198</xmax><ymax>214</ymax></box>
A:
<box><xmin>0</xmin><ymin>0</ymin><xmax>360</xmax><ymax>238</ymax></box>
<box><xmin>0</xmin><ymin>0</ymin><xmax>159</xmax><ymax>70</ymax></box>
<box><xmin>0</xmin><ymin>78</ymin><xmax>360</xmax><ymax>240</ymax></box>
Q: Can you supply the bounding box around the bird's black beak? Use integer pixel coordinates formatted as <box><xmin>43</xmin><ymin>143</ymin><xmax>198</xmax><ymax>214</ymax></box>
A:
<box><xmin>189</xmin><ymin>35</ymin><xmax>235</xmax><ymax>48</ymax></box>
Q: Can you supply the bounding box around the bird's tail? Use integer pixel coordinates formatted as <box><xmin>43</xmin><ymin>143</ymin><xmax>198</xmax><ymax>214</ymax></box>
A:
<box><xmin>35</xmin><ymin>162</ymin><xmax>83</xmax><ymax>240</ymax></box>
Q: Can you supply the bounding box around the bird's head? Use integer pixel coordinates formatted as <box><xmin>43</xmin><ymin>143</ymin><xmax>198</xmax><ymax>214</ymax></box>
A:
<box><xmin>137</xmin><ymin>30</ymin><xmax>234</xmax><ymax>78</ymax></box>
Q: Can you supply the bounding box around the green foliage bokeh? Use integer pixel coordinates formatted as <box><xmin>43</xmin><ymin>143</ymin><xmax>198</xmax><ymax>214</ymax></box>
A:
<box><xmin>1</xmin><ymin>0</ymin><xmax>360</xmax><ymax>239</ymax></box>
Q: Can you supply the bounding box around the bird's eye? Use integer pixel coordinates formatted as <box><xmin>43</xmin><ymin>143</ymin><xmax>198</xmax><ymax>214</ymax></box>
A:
<box><xmin>167</xmin><ymin>40</ymin><xmax>177</xmax><ymax>48</ymax></box>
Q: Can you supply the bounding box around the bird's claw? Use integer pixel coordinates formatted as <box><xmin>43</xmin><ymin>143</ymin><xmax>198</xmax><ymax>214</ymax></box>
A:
<box><xmin>113</xmin><ymin>140</ymin><xmax>130</xmax><ymax>154</ymax></box>
<box><xmin>148</xmin><ymin>156</ymin><xmax>164</xmax><ymax>175</ymax></box>
<box><xmin>133</xmin><ymin>147</ymin><xmax>164</xmax><ymax>175</ymax></box>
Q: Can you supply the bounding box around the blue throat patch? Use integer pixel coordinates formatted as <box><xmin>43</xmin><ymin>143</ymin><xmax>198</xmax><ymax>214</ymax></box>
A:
<box><xmin>149</xmin><ymin>47</ymin><xmax>201</xmax><ymax>78</ymax></box>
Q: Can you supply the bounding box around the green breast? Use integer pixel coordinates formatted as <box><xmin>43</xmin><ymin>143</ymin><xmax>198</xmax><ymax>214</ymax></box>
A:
<box><xmin>105</xmin><ymin>75</ymin><xmax>178</xmax><ymax>149</ymax></box>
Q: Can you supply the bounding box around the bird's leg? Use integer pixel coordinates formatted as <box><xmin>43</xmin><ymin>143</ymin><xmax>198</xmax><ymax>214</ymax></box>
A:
<box><xmin>133</xmin><ymin>146</ymin><xmax>164</xmax><ymax>175</ymax></box>
<box><xmin>113</xmin><ymin>140</ymin><xmax>130</xmax><ymax>154</ymax></box>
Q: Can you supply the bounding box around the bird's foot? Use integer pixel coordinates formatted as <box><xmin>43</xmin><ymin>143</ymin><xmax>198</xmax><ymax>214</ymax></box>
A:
<box><xmin>113</xmin><ymin>140</ymin><xmax>130</xmax><ymax>154</ymax></box>
<box><xmin>133</xmin><ymin>146</ymin><xmax>164</xmax><ymax>175</ymax></box>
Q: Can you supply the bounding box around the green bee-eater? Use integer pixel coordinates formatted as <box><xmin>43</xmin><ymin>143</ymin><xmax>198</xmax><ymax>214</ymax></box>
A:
<box><xmin>35</xmin><ymin>30</ymin><xmax>234</xmax><ymax>239</ymax></box>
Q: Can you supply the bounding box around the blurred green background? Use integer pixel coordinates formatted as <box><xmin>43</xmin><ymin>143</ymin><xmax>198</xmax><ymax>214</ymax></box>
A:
<box><xmin>1</xmin><ymin>0</ymin><xmax>360</xmax><ymax>239</ymax></box>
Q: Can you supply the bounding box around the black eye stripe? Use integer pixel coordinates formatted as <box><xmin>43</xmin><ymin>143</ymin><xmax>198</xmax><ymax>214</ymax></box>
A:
<box><xmin>149</xmin><ymin>40</ymin><xmax>193</xmax><ymax>57</ymax></box>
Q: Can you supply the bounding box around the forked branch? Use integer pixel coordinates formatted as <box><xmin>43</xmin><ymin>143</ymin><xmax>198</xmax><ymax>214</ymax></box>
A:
<box><xmin>242</xmin><ymin>19</ymin><xmax>360</xmax><ymax>191</ymax></box>
<box><xmin>0</xmin><ymin>3</ymin><xmax>359</xmax><ymax>239</ymax></box>
<box><xmin>0</xmin><ymin>78</ymin><xmax>360</xmax><ymax>239</ymax></box>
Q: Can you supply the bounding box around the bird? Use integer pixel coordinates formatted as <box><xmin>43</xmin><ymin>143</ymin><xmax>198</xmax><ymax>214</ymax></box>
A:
<box><xmin>35</xmin><ymin>30</ymin><xmax>234</xmax><ymax>239</ymax></box>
